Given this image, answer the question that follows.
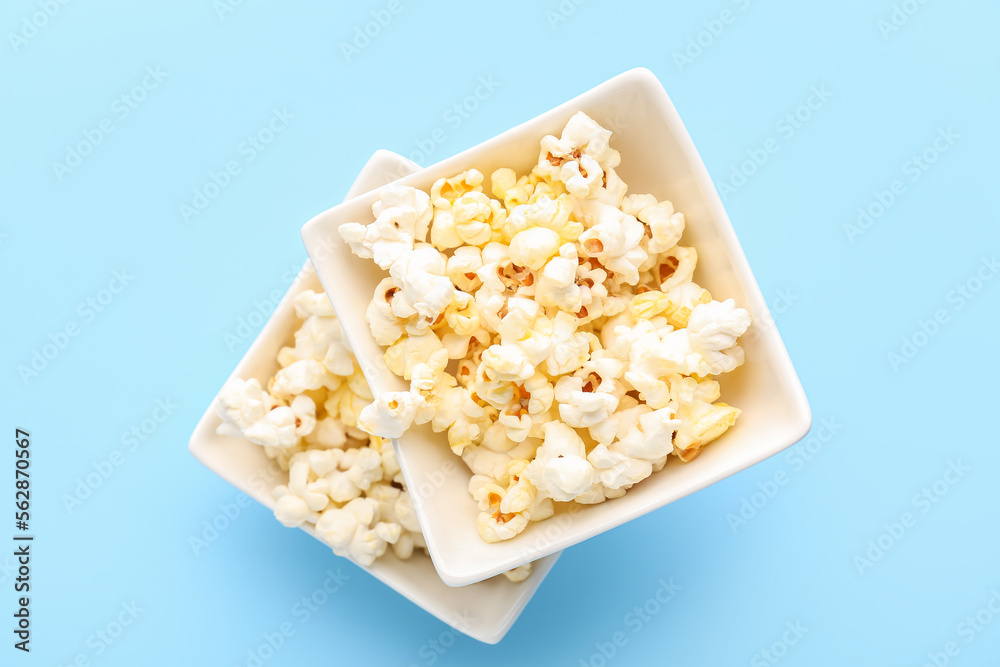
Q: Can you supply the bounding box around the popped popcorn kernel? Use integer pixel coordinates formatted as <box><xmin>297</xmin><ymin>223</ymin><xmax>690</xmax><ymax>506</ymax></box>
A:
<box><xmin>339</xmin><ymin>185</ymin><xmax>432</xmax><ymax>270</ymax></box>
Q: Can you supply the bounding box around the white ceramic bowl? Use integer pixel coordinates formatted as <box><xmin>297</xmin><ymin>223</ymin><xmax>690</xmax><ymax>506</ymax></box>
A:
<box><xmin>188</xmin><ymin>149</ymin><xmax>560</xmax><ymax>644</ymax></box>
<box><xmin>301</xmin><ymin>68</ymin><xmax>812</xmax><ymax>586</ymax></box>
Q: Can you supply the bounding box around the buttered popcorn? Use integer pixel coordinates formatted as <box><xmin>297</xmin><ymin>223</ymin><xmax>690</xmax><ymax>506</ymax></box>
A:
<box><xmin>215</xmin><ymin>288</ymin><xmax>531</xmax><ymax>582</ymax></box>
<box><xmin>346</xmin><ymin>112</ymin><xmax>752</xmax><ymax>544</ymax></box>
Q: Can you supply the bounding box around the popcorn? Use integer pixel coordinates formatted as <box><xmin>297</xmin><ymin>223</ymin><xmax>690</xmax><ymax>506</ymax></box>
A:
<box><xmin>668</xmin><ymin>374</ymin><xmax>741</xmax><ymax>462</ymax></box>
<box><xmin>440</xmin><ymin>388</ymin><xmax>495</xmax><ymax>454</ymax></box>
<box><xmin>478</xmin><ymin>343</ymin><xmax>536</xmax><ymax>384</ymax></box>
<box><xmin>216</xmin><ymin>377</ymin><xmax>279</xmax><ymax>434</ymax></box>
<box><xmin>587</xmin><ymin>405</ymin><xmax>680</xmax><ymax>490</ymax></box>
<box><xmin>431</xmin><ymin>169</ymin><xmax>484</xmax><ymax>207</ymax></box>
<box><xmin>495</xmin><ymin>297</ymin><xmax>556</xmax><ymax>366</ymax></box>
<box><xmin>502</xmin><ymin>563</ymin><xmax>533</xmax><ymax>583</ymax></box>
<box><xmin>339</xmin><ymin>185</ymin><xmax>432</xmax><ymax>270</ymax></box>
<box><xmin>475</xmin><ymin>487</ymin><xmax>529</xmax><ymax>542</ymax></box>
<box><xmin>509</xmin><ymin>226</ymin><xmax>563</xmax><ymax>271</ymax></box>
<box><xmin>523</xmin><ymin>422</ymin><xmax>597</xmax><ymax>503</ymax></box>
<box><xmin>555</xmin><ymin>355</ymin><xmax>625</xmax><ymax>429</ymax></box>
<box><xmin>314</xmin><ymin>497</ymin><xmax>397</xmax><ymax>567</ymax></box>
<box><xmin>656</xmin><ymin>245</ymin><xmax>699</xmax><ymax>291</ymax></box>
<box><xmin>506</xmin><ymin>459</ymin><xmax>554</xmax><ymax>521</ymax></box>
<box><xmin>325</xmin><ymin>372</ymin><xmax>371</xmax><ymax>429</ymax></box>
<box><xmin>445</xmin><ymin>326</ymin><xmax>491</xmax><ymax>367</ymax></box>
<box><xmin>444</xmin><ymin>290</ymin><xmax>480</xmax><ymax>336</ymax></box>
<box><xmin>535</xmin><ymin>111</ymin><xmax>621</xmax><ymax>199</ymax></box>
<box><xmin>462</xmin><ymin>444</ymin><xmax>516</xmax><ymax>480</ymax></box>
<box><xmin>387</xmin><ymin>244</ymin><xmax>454</xmax><ymax>324</ymax></box>
<box><xmin>293</xmin><ymin>314</ymin><xmax>353</xmax><ymax>372</ymax></box>
<box><xmin>623</xmin><ymin>194</ymin><xmax>686</xmax><ymax>255</ymax></box>
<box><xmin>271</xmin><ymin>290</ymin><xmax>356</xmax><ymax>394</ymax></box>
<box><xmin>495</xmin><ymin>372</ymin><xmax>554</xmax><ymax>443</ymax></box>
<box><xmin>611</xmin><ymin>302</ymin><xmax>748</xmax><ymax>409</ymax></box>
<box><xmin>446</xmin><ymin>246</ymin><xmax>485</xmax><ymax>293</ymax></box>
<box><xmin>663</xmin><ymin>281</ymin><xmax>712</xmax><ymax>328</ymax></box>
<box><xmin>685</xmin><ymin>299</ymin><xmax>752</xmax><ymax>375</ymax></box>
<box><xmin>368</xmin><ymin>438</ymin><xmax>403</xmax><ymax>485</ymax></box>
<box><xmin>594</xmin><ymin>167</ymin><xmax>628</xmax><ymax>208</ymax></box>
<box><xmin>287</xmin><ymin>452</ymin><xmax>334</xmax><ymax>512</ymax></box>
<box><xmin>271</xmin><ymin>359</ymin><xmax>335</xmax><ymax>399</ymax></box>
<box><xmin>578</xmin><ymin>202</ymin><xmax>648</xmax><ymax>286</ymax></box>
<box><xmin>366</xmin><ymin>278</ymin><xmax>408</xmax><ymax>346</ymax></box>
<box><xmin>357</xmin><ymin>384</ymin><xmax>425</xmax><ymax>439</ymax></box>
<box><xmin>502</xmin><ymin>195</ymin><xmax>582</xmax><ymax>245</ymax></box>
<box><xmin>431</xmin><ymin>191</ymin><xmax>505</xmax><ymax>249</ymax></box>
<box><xmin>306</xmin><ymin>415</ymin><xmax>347</xmax><ymax>449</ymax></box>
<box><xmin>469</xmin><ymin>459</ymin><xmax>551</xmax><ymax>544</ymax></box>
<box><xmin>490</xmin><ymin>168</ymin><xmax>536</xmax><ymax>210</ymax></box>
<box><xmin>273</xmin><ymin>492</ymin><xmax>312</xmax><ymax>527</ymax></box>
<box><xmin>543</xmin><ymin>311</ymin><xmax>596</xmax><ymax>376</ymax></box>
<box><xmin>216</xmin><ymin>378</ymin><xmax>299</xmax><ymax>449</ymax></box>
<box><xmin>687</xmin><ymin>299</ymin><xmax>752</xmax><ymax>355</ymax></box>
<box><xmin>384</xmin><ymin>333</ymin><xmax>447</xmax><ymax>380</ymax></box>
<box><xmin>535</xmin><ymin>244</ymin><xmax>584</xmax><ymax>311</ymax></box>
<box><xmin>340</xmin><ymin>111</ymin><xmax>752</xmax><ymax>545</ymax></box>
<box><xmin>290</xmin><ymin>395</ymin><xmax>317</xmax><ymax>437</ymax></box>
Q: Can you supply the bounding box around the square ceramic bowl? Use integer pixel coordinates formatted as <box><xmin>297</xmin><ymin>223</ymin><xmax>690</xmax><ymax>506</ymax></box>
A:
<box><xmin>189</xmin><ymin>149</ymin><xmax>560</xmax><ymax>644</ymax></box>
<box><xmin>301</xmin><ymin>68</ymin><xmax>811</xmax><ymax>586</ymax></box>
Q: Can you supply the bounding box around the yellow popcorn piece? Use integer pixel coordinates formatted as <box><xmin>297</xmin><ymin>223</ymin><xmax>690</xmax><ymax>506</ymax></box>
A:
<box><xmin>384</xmin><ymin>333</ymin><xmax>447</xmax><ymax>380</ymax></box>
<box><xmin>629</xmin><ymin>290</ymin><xmax>672</xmax><ymax>321</ymax></box>
<box><xmin>431</xmin><ymin>191</ymin><xmax>505</xmax><ymax>249</ymax></box>
<box><xmin>444</xmin><ymin>290</ymin><xmax>481</xmax><ymax>336</ymax></box>
<box><xmin>664</xmin><ymin>281</ymin><xmax>712</xmax><ymax>328</ymax></box>
<box><xmin>430</xmin><ymin>169</ymin><xmax>483</xmax><ymax>208</ymax></box>
<box><xmin>445</xmin><ymin>245</ymin><xmax>484</xmax><ymax>293</ymax></box>
<box><xmin>656</xmin><ymin>245</ymin><xmax>699</xmax><ymax>291</ymax></box>
<box><xmin>667</xmin><ymin>374</ymin><xmax>740</xmax><ymax>462</ymax></box>
<box><xmin>502</xmin><ymin>563</ymin><xmax>533</xmax><ymax>582</ymax></box>
<box><xmin>509</xmin><ymin>226</ymin><xmax>563</xmax><ymax>271</ymax></box>
<box><xmin>490</xmin><ymin>168</ymin><xmax>533</xmax><ymax>210</ymax></box>
<box><xmin>490</xmin><ymin>169</ymin><xmax>560</xmax><ymax>211</ymax></box>
<box><xmin>502</xmin><ymin>194</ymin><xmax>582</xmax><ymax>245</ymax></box>
<box><xmin>527</xmin><ymin>178</ymin><xmax>567</xmax><ymax>203</ymax></box>
<box><xmin>674</xmin><ymin>402</ymin><xmax>740</xmax><ymax>462</ymax></box>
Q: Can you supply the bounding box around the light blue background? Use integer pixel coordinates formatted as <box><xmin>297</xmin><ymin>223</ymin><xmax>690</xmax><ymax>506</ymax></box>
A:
<box><xmin>3</xmin><ymin>0</ymin><xmax>999</xmax><ymax>665</ymax></box>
